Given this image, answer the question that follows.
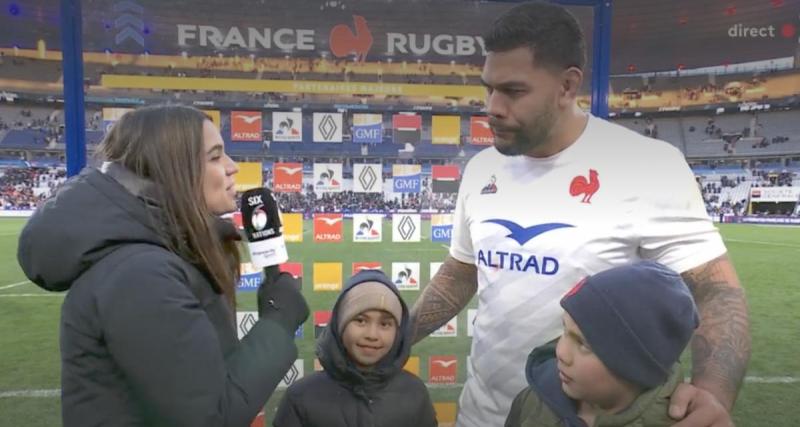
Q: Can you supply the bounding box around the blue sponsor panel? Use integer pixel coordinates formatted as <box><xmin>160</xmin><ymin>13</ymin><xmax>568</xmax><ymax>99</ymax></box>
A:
<box><xmin>352</xmin><ymin>114</ymin><xmax>384</xmax><ymax>144</ymax></box>
<box><xmin>237</xmin><ymin>271</ymin><xmax>262</xmax><ymax>292</ymax></box>
<box><xmin>393</xmin><ymin>176</ymin><xmax>421</xmax><ymax>193</ymax></box>
<box><xmin>392</xmin><ymin>164</ymin><xmax>422</xmax><ymax>193</ymax></box>
<box><xmin>431</xmin><ymin>225</ymin><xmax>453</xmax><ymax>243</ymax></box>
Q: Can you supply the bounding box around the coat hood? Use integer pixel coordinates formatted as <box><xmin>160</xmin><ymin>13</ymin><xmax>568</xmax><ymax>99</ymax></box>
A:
<box><xmin>525</xmin><ymin>341</ymin><xmax>588</xmax><ymax>427</ymax></box>
<box><xmin>18</xmin><ymin>165</ymin><xmax>168</xmax><ymax>292</ymax></box>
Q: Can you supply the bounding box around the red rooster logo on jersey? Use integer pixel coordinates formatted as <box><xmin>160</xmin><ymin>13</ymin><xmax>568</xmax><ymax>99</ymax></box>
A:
<box><xmin>569</xmin><ymin>169</ymin><xmax>600</xmax><ymax>203</ymax></box>
<box><xmin>330</xmin><ymin>15</ymin><xmax>373</xmax><ymax>62</ymax></box>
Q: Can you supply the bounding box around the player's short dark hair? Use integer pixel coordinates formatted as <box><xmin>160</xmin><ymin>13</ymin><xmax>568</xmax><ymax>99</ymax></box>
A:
<box><xmin>484</xmin><ymin>1</ymin><xmax>586</xmax><ymax>71</ymax></box>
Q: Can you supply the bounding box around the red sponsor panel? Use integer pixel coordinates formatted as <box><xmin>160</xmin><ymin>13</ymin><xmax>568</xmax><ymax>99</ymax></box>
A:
<box><xmin>231</xmin><ymin>111</ymin><xmax>263</xmax><ymax>142</ymax></box>
<box><xmin>314</xmin><ymin>311</ymin><xmax>333</xmax><ymax>326</ymax></box>
<box><xmin>432</xmin><ymin>165</ymin><xmax>460</xmax><ymax>180</ymax></box>
<box><xmin>273</xmin><ymin>162</ymin><xmax>304</xmax><ymax>193</ymax></box>
<box><xmin>352</xmin><ymin>261</ymin><xmax>383</xmax><ymax>275</ymax></box>
<box><xmin>470</xmin><ymin>116</ymin><xmax>494</xmax><ymax>146</ymax></box>
<box><xmin>280</xmin><ymin>262</ymin><xmax>304</xmax><ymax>278</ymax></box>
<box><xmin>314</xmin><ymin>213</ymin><xmax>344</xmax><ymax>242</ymax></box>
<box><xmin>314</xmin><ymin>311</ymin><xmax>333</xmax><ymax>338</ymax></box>
<box><xmin>392</xmin><ymin>113</ymin><xmax>422</xmax><ymax>130</ymax></box>
<box><xmin>429</xmin><ymin>355</ymin><xmax>458</xmax><ymax>384</ymax></box>
<box><xmin>432</xmin><ymin>165</ymin><xmax>461</xmax><ymax>193</ymax></box>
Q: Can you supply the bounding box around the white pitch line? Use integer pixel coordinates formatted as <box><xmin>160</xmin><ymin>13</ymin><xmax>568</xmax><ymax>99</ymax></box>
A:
<box><xmin>0</xmin><ymin>280</ymin><xmax>30</xmax><ymax>290</ymax></box>
<box><xmin>0</xmin><ymin>293</ymin><xmax>62</xmax><ymax>298</ymax></box>
<box><xmin>725</xmin><ymin>238</ymin><xmax>800</xmax><ymax>249</ymax></box>
<box><xmin>2</xmin><ymin>376</ymin><xmax>798</xmax><ymax>397</ymax></box>
<box><xmin>0</xmin><ymin>389</ymin><xmax>59</xmax><ymax>398</ymax></box>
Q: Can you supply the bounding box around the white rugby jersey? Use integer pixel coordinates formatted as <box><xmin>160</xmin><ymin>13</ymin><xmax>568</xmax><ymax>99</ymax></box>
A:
<box><xmin>451</xmin><ymin>115</ymin><xmax>726</xmax><ymax>427</ymax></box>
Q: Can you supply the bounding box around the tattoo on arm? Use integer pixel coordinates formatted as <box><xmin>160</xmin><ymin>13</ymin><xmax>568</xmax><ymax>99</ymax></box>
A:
<box><xmin>682</xmin><ymin>254</ymin><xmax>751</xmax><ymax>410</ymax></box>
<box><xmin>410</xmin><ymin>255</ymin><xmax>478</xmax><ymax>344</ymax></box>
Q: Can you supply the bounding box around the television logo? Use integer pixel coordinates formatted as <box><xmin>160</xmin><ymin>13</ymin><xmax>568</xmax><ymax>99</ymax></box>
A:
<box><xmin>728</xmin><ymin>23</ymin><xmax>796</xmax><ymax>38</ymax></box>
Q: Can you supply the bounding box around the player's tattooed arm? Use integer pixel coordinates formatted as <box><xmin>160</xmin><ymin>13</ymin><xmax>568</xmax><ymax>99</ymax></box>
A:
<box><xmin>410</xmin><ymin>255</ymin><xmax>478</xmax><ymax>344</ymax></box>
<box><xmin>682</xmin><ymin>253</ymin><xmax>751</xmax><ymax>410</ymax></box>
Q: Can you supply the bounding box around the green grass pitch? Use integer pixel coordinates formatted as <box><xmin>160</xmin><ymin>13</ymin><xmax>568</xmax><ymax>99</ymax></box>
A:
<box><xmin>1</xmin><ymin>218</ymin><xmax>798</xmax><ymax>426</ymax></box>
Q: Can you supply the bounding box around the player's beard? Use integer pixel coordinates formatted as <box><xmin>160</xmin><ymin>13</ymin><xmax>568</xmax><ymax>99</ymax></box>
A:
<box><xmin>493</xmin><ymin>100</ymin><xmax>557</xmax><ymax>157</ymax></box>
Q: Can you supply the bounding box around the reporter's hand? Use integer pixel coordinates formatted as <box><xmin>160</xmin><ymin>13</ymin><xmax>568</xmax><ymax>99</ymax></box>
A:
<box><xmin>257</xmin><ymin>271</ymin><xmax>309</xmax><ymax>335</ymax></box>
<box><xmin>669</xmin><ymin>383</ymin><xmax>734</xmax><ymax>427</ymax></box>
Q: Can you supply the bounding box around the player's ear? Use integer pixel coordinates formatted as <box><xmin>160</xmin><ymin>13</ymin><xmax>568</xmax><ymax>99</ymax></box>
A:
<box><xmin>558</xmin><ymin>66</ymin><xmax>583</xmax><ymax>108</ymax></box>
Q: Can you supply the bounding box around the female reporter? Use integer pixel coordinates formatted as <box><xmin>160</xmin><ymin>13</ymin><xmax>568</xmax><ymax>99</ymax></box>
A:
<box><xmin>17</xmin><ymin>105</ymin><xmax>308</xmax><ymax>427</ymax></box>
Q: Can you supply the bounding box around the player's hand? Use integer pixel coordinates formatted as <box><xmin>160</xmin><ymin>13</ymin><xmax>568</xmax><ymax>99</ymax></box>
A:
<box><xmin>669</xmin><ymin>382</ymin><xmax>734</xmax><ymax>427</ymax></box>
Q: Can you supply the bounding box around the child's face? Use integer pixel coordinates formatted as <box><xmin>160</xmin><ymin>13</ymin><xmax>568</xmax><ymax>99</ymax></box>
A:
<box><xmin>342</xmin><ymin>309</ymin><xmax>398</xmax><ymax>370</ymax></box>
<box><xmin>555</xmin><ymin>313</ymin><xmax>640</xmax><ymax>409</ymax></box>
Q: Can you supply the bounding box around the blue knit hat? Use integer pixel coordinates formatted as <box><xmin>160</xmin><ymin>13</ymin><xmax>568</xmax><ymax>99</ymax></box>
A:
<box><xmin>560</xmin><ymin>261</ymin><xmax>699</xmax><ymax>389</ymax></box>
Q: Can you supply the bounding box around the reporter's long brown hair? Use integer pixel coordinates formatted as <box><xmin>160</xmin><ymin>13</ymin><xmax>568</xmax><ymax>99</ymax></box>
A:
<box><xmin>99</xmin><ymin>105</ymin><xmax>240</xmax><ymax>309</ymax></box>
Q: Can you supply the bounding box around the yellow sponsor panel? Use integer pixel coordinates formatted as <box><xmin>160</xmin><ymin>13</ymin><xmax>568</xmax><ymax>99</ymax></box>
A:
<box><xmin>431</xmin><ymin>214</ymin><xmax>454</xmax><ymax>226</ymax></box>
<box><xmin>281</xmin><ymin>213</ymin><xmax>303</xmax><ymax>243</ymax></box>
<box><xmin>433</xmin><ymin>402</ymin><xmax>458</xmax><ymax>424</ymax></box>
<box><xmin>403</xmin><ymin>356</ymin><xmax>420</xmax><ymax>377</ymax></box>
<box><xmin>101</xmin><ymin>74</ymin><xmax>485</xmax><ymax>99</ymax></box>
<box><xmin>233</xmin><ymin>162</ymin><xmax>263</xmax><ymax>192</ymax></box>
<box><xmin>201</xmin><ymin>109</ymin><xmax>221</xmax><ymax>129</ymax></box>
<box><xmin>313</xmin><ymin>262</ymin><xmax>342</xmax><ymax>292</ymax></box>
<box><xmin>101</xmin><ymin>107</ymin><xmax>134</xmax><ymax>121</ymax></box>
<box><xmin>432</xmin><ymin>115</ymin><xmax>461</xmax><ymax>145</ymax></box>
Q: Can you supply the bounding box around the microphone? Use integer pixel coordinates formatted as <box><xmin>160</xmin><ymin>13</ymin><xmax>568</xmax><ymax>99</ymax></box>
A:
<box><xmin>240</xmin><ymin>188</ymin><xmax>288</xmax><ymax>277</ymax></box>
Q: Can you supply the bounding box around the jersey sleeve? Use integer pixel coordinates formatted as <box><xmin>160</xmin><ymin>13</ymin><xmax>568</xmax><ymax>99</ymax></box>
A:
<box><xmin>636</xmin><ymin>145</ymin><xmax>728</xmax><ymax>273</ymax></box>
<box><xmin>449</xmin><ymin>159</ymin><xmax>476</xmax><ymax>264</ymax></box>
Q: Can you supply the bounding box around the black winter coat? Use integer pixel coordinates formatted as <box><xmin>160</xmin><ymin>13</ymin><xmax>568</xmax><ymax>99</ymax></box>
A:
<box><xmin>273</xmin><ymin>270</ymin><xmax>437</xmax><ymax>427</ymax></box>
<box><xmin>17</xmin><ymin>166</ymin><xmax>297</xmax><ymax>427</ymax></box>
